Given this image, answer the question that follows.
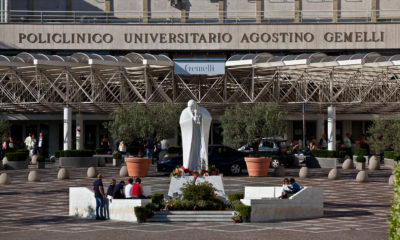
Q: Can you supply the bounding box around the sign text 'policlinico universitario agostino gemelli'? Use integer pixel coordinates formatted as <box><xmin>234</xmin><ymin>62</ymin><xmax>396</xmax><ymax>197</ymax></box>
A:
<box><xmin>0</xmin><ymin>24</ymin><xmax>397</xmax><ymax>50</ymax></box>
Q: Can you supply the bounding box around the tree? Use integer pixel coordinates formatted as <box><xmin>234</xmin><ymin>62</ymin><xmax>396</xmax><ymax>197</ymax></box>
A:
<box><xmin>367</xmin><ymin>115</ymin><xmax>400</xmax><ymax>154</ymax></box>
<box><xmin>0</xmin><ymin>120</ymin><xmax>10</xmax><ymax>139</ymax></box>
<box><xmin>105</xmin><ymin>103</ymin><xmax>182</xmax><ymax>154</ymax></box>
<box><xmin>220</xmin><ymin>103</ymin><xmax>287</xmax><ymax>154</ymax></box>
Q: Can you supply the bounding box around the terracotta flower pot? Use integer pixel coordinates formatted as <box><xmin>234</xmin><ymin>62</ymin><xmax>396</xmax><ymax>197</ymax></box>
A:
<box><xmin>245</xmin><ymin>157</ymin><xmax>272</xmax><ymax>177</ymax></box>
<box><xmin>125</xmin><ymin>157</ymin><xmax>151</xmax><ymax>177</ymax></box>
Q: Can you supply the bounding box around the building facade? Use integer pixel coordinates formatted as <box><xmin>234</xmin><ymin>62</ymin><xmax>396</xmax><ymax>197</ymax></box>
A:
<box><xmin>1</xmin><ymin>0</ymin><xmax>400</xmax><ymax>156</ymax></box>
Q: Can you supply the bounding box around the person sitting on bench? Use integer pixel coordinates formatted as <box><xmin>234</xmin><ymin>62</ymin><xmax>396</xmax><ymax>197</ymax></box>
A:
<box><xmin>131</xmin><ymin>178</ymin><xmax>146</xmax><ymax>199</ymax></box>
<box><xmin>282</xmin><ymin>178</ymin><xmax>301</xmax><ymax>199</ymax></box>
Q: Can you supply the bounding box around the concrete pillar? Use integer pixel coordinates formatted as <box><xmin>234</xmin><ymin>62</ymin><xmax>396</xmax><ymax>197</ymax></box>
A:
<box><xmin>105</xmin><ymin>0</ymin><xmax>111</xmax><ymax>12</ymax></box>
<box><xmin>76</xmin><ymin>113</ymin><xmax>84</xmax><ymax>150</ymax></box>
<box><xmin>316</xmin><ymin>114</ymin><xmax>325</xmax><ymax>141</ymax></box>
<box><xmin>294</xmin><ymin>0</ymin><xmax>300</xmax><ymax>23</ymax></box>
<box><xmin>181</xmin><ymin>0</ymin><xmax>187</xmax><ymax>23</ymax></box>
<box><xmin>143</xmin><ymin>0</ymin><xmax>148</xmax><ymax>23</ymax></box>
<box><xmin>218</xmin><ymin>0</ymin><xmax>224</xmax><ymax>24</ymax></box>
<box><xmin>63</xmin><ymin>107</ymin><xmax>72</xmax><ymax>150</ymax></box>
<box><xmin>256</xmin><ymin>0</ymin><xmax>262</xmax><ymax>23</ymax></box>
<box><xmin>327</xmin><ymin>106</ymin><xmax>336</xmax><ymax>151</ymax></box>
<box><xmin>332</xmin><ymin>0</ymin><xmax>338</xmax><ymax>23</ymax></box>
<box><xmin>371</xmin><ymin>0</ymin><xmax>377</xmax><ymax>22</ymax></box>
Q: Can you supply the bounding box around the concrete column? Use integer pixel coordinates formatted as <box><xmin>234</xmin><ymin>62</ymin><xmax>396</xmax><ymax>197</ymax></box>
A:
<box><xmin>332</xmin><ymin>0</ymin><xmax>338</xmax><ymax>23</ymax></box>
<box><xmin>63</xmin><ymin>107</ymin><xmax>72</xmax><ymax>150</ymax></box>
<box><xmin>105</xmin><ymin>0</ymin><xmax>111</xmax><ymax>12</ymax></box>
<box><xmin>327</xmin><ymin>106</ymin><xmax>336</xmax><ymax>151</ymax></box>
<box><xmin>316</xmin><ymin>114</ymin><xmax>325</xmax><ymax>141</ymax></box>
<box><xmin>256</xmin><ymin>0</ymin><xmax>262</xmax><ymax>23</ymax></box>
<box><xmin>76</xmin><ymin>113</ymin><xmax>84</xmax><ymax>150</ymax></box>
<box><xmin>143</xmin><ymin>0</ymin><xmax>148</xmax><ymax>23</ymax></box>
<box><xmin>48</xmin><ymin>121</ymin><xmax>58</xmax><ymax>156</ymax></box>
<box><xmin>181</xmin><ymin>0</ymin><xmax>187</xmax><ymax>23</ymax></box>
<box><xmin>218</xmin><ymin>0</ymin><xmax>224</xmax><ymax>24</ymax></box>
<box><xmin>294</xmin><ymin>0</ymin><xmax>300</xmax><ymax>23</ymax></box>
<box><xmin>371</xmin><ymin>0</ymin><xmax>377</xmax><ymax>22</ymax></box>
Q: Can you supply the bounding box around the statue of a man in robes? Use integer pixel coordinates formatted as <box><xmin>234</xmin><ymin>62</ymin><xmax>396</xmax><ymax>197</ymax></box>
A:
<box><xmin>179</xmin><ymin>100</ymin><xmax>212</xmax><ymax>171</ymax></box>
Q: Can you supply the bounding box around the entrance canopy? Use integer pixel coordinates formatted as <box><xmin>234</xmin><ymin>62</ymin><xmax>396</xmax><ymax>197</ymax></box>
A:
<box><xmin>1</xmin><ymin>52</ymin><xmax>400</xmax><ymax>114</ymax></box>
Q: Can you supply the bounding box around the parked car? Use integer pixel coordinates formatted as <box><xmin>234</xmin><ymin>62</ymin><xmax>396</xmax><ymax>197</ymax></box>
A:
<box><xmin>238</xmin><ymin>138</ymin><xmax>295</xmax><ymax>168</ymax></box>
<box><xmin>156</xmin><ymin>145</ymin><xmax>247</xmax><ymax>175</ymax></box>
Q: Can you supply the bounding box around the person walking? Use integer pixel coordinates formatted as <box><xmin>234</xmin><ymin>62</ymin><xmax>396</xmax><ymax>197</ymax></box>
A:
<box><xmin>38</xmin><ymin>133</ymin><xmax>44</xmax><ymax>156</ymax></box>
<box><xmin>30</xmin><ymin>133</ymin><xmax>37</xmax><ymax>156</ymax></box>
<box><xmin>144</xmin><ymin>135</ymin><xmax>154</xmax><ymax>159</ymax></box>
<box><xmin>93</xmin><ymin>173</ymin><xmax>106</xmax><ymax>220</ymax></box>
<box><xmin>343</xmin><ymin>133</ymin><xmax>353</xmax><ymax>160</ymax></box>
<box><xmin>104</xmin><ymin>179</ymin><xmax>116</xmax><ymax>220</ymax></box>
<box><xmin>24</xmin><ymin>133</ymin><xmax>32</xmax><ymax>150</ymax></box>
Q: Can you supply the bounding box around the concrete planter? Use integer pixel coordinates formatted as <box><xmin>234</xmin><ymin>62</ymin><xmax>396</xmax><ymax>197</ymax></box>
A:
<box><xmin>315</xmin><ymin>157</ymin><xmax>339</xmax><ymax>168</ymax></box>
<box><xmin>5</xmin><ymin>160</ymin><xmax>29</xmax><ymax>170</ymax></box>
<box><xmin>353</xmin><ymin>155</ymin><xmax>369</xmax><ymax>165</ymax></box>
<box><xmin>113</xmin><ymin>158</ymin><xmax>122</xmax><ymax>167</ymax></box>
<box><xmin>355</xmin><ymin>162</ymin><xmax>366</xmax><ymax>170</ymax></box>
<box><xmin>384</xmin><ymin>158</ymin><xmax>397</xmax><ymax>169</ymax></box>
<box><xmin>59</xmin><ymin>157</ymin><xmax>98</xmax><ymax>168</ymax></box>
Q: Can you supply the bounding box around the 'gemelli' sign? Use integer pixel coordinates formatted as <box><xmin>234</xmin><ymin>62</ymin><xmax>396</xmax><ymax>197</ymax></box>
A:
<box><xmin>0</xmin><ymin>23</ymin><xmax>396</xmax><ymax>50</ymax></box>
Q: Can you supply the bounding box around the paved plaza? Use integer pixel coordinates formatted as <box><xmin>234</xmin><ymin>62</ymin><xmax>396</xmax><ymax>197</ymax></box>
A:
<box><xmin>0</xmin><ymin>163</ymin><xmax>393</xmax><ymax>240</ymax></box>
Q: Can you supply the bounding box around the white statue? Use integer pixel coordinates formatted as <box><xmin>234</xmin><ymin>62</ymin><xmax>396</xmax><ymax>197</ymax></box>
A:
<box><xmin>179</xmin><ymin>100</ymin><xmax>212</xmax><ymax>171</ymax></box>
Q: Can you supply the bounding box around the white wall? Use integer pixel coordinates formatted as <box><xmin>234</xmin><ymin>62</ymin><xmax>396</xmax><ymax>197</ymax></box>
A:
<box><xmin>188</xmin><ymin>0</ymin><xmax>219</xmax><ymax>19</ymax></box>
<box><xmin>226</xmin><ymin>0</ymin><xmax>256</xmax><ymax>19</ymax></box>
<box><xmin>340</xmin><ymin>0</ymin><xmax>371</xmax><ymax>18</ymax></box>
<box><xmin>263</xmin><ymin>0</ymin><xmax>295</xmax><ymax>19</ymax></box>
<box><xmin>379</xmin><ymin>0</ymin><xmax>399</xmax><ymax>18</ymax></box>
<box><xmin>114</xmin><ymin>0</ymin><xmax>142</xmax><ymax>18</ymax></box>
<box><xmin>302</xmin><ymin>0</ymin><xmax>333</xmax><ymax>19</ymax></box>
<box><xmin>150</xmin><ymin>0</ymin><xmax>181</xmax><ymax>19</ymax></box>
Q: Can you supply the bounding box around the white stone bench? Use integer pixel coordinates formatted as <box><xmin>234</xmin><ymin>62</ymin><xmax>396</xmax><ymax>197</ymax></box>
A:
<box><xmin>69</xmin><ymin>187</ymin><xmax>152</xmax><ymax>222</ymax></box>
<box><xmin>240</xmin><ymin>186</ymin><xmax>323</xmax><ymax>222</ymax></box>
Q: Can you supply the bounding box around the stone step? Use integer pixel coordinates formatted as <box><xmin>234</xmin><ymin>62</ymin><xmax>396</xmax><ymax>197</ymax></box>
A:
<box><xmin>148</xmin><ymin>211</ymin><xmax>234</xmax><ymax>222</ymax></box>
<box><xmin>155</xmin><ymin>211</ymin><xmax>234</xmax><ymax>216</ymax></box>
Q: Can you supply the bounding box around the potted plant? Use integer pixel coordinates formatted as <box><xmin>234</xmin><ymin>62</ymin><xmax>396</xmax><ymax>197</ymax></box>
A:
<box><xmin>37</xmin><ymin>155</ymin><xmax>45</xmax><ymax>169</ymax></box>
<box><xmin>220</xmin><ymin>103</ymin><xmax>287</xmax><ymax>177</ymax></box>
<box><xmin>112</xmin><ymin>151</ymin><xmax>122</xmax><ymax>167</ymax></box>
<box><xmin>355</xmin><ymin>155</ymin><xmax>366</xmax><ymax>170</ymax></box>
<box><xmin>106</xmin><ymin>103</ymin><xmax>181</xmax><ymax>177</ymax></box>
<box><xmin>4</xmin><ymin>151</ymin><xmax>29</xmax><ymax>170</ymax></box>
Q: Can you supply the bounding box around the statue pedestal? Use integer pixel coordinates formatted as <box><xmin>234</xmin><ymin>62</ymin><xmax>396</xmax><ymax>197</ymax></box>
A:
<box><xmin>168</xmin><ymin>175</ymin><xmax>226</xmax><ymax>200</ymax></box>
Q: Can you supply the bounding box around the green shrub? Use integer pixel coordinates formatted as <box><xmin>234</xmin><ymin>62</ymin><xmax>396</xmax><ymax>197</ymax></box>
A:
<box><xmin>149</xmin><ymin>193</ymin><xmax>164</xmax><ymax>206</ymax></box>
<box><xmin>16</xmin><ymin>149</ymin><xmax>29</xmax><ymax>155</ymax></box>
<box><xmin>354</xmin><ymin>148</ymin><xmax>367</xmax><ymax>156</ymax></box>
<box><xmin>310</xmin><ymin>150</ymin><xmax>346</xmax><ymax>158</ymax></box>
<box><xmin>134</xmin><ymin>206</ymin><xmax>147</xmax><ymax>221</ymax></box>
<box><xmin>167</xmin><ymin>145</ymin><xmax>182</xmax><ymax>154</ymax></box>
<box><xmin>36</xmin><ymin>156</ymin><xmax>45</xmax><ymax>162</ymax></box>
<box><xmin>356</xmin><ymin>155</ymin><xmax>366</xmax><ymax>163</ymax></box>
<box><xmin>388</xmin><ymin>164</ymin><xmax>400</xmax><ymax>239</ymax></box>
<box><xmin>5</xmin><ymin>152</ymin><xmax>27</xmax><ymax>161</ymax></box>
<box><xmin>181</xmin><ymin>181</ymin><xmax>215</xmax><ymax>202</ymax></box>
<box><xmin>227</xmin><ymin>193</ymin><xmax>244</xmax><ymax>202</ymax></box>
<box><xmin>181</xmin><ymin>200</ymin><xmax>195</xmax><ymax>210</ymax></box>
<box><xmin>54</xmin><ymin>150</ymin><xmax>61</xmax><ymax>158</ymax></box>
<box><xmin>57</xmin><ymin>150</ymin><xmax>94</xmax><ymax>157</ymax></box>
<box><xmin>235</xmin><ymin>203</ymin><xmax>251</xmax><ymax>221</ymax></box>
<box><xmin>385</xmin><ymin>151</ymin><xmax>400</xmax><ymax>161</ymax></box>
<box><xmin>95</xmin><ymin>148</ymin><xmax>107</xmax><ymax>154</ymax></box>
<box><xmin>112</xmin><ymin>152</ymin><xmax>122</xmax><ymax>159</ymax></box>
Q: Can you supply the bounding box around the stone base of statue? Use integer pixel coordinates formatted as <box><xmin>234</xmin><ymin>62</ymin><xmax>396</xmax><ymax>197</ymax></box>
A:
<box><xmin>168</xmin><ymin>175</ymin><xmax>226</xmax><ymax>201</ymax></box>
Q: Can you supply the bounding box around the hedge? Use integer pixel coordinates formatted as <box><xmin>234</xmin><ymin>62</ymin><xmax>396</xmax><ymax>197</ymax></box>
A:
<box><xmin>227</xmin><ymin>193</ymin><xmax>244</xmax><ymax>203</ymax></box>
<box><xmin>95</xmin><ymin>148</ymin><xmax>107</xmax><ymax>154</ymax></box>
<box><xmin>353</xmin><ymin>148</ymin><xmax>367</xmax><ymax>156</ymax></box>
<box><xmin>310</xmin><ymin>150</ymin><xmax>346</xmax><ymax>158</ymax></box>
<box><xmin>37</xmin><ymin>156</ymin><xmax>45</xmax><ymax>162</ymax></box>
<box><xmin>384</xmin><ymin>151</ymin><xmax>400</xmax><ymax>161</ymax></box>
<box><xmin>388</xmin><ymin>164</ymin><xmax>400</xmax><ymax>239</ymax></box>
<box><xmin>16</xmin><ymin>149</ymin><xmax>29</xmax><ymax>155</ymax></box>
<box><xmin>54</xmin><ymin>150</ymin><xmax>94</xmax><ymax>158</ymax></box>
<box><xmin>355</xmin><ymin>155</ymin><xmax>366</xmax><ymax>163</ymax></box>
<box><xmin>5</xmin><ymin>152</ymin><xmax>28</xmax><ymax>161</ymax></box>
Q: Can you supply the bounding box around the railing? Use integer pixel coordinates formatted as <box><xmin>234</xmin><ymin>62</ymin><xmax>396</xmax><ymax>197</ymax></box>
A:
<box><xmin>0</xmin><ymin>10</ymin><xmax>400</xmax><ymax>24</ymax></box>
